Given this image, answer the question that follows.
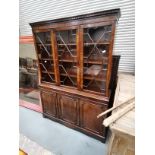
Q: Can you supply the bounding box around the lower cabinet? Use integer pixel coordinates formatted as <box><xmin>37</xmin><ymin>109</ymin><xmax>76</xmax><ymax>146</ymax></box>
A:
<box><xmin>80</xmin><ymin>99</ymin><xmax>107</xmax><ymax>135</ymax></box>
<box><xmin>40</xmin><ymin>90</ymin><xmax>57</xmax><ymax>117</ymax></box>
<box><xmin>40</xmin><ymin>89</ymin><xmax>108</xmax><ymax>142</ymax></box>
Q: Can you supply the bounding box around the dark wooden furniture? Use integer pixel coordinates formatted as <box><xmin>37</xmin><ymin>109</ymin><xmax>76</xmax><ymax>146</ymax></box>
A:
<box><xmin>30</xmin><ymin>9</ymin><xmax>120</xmax><ymax>142</ymax></box>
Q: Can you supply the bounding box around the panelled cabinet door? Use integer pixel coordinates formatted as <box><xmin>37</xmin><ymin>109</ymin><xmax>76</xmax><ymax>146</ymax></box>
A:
<box><xmin>58</xmin><ymin>94</ymin><xmax>78</xmax><ymax>125</ymax></box>
<box><xmin>80</xmin><ymin>99</ymin><xmax>107</xmax><ymax>135</ymax></box>
<box><xmin>41</xmin><ymin>91</ymin><xmax>57</xmax><ymax>117</ymax></box>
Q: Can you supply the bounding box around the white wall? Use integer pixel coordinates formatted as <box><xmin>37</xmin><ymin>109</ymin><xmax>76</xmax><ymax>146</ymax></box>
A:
<box><xmin>19</xmin><ymin>0</ymin><xmax>135</xmax><ymax>73</ymax></box>
<box><xmin>19</xmin><ymin>44</ymin><xmax>36</xmax><ymax>59</ymax></box>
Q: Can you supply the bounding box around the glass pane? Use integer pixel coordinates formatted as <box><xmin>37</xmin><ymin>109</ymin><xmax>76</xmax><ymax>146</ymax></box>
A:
<box><xmin>35</xmin><ymin>31</ymin><xmax>55</xmax><ymax>84</ymax></box>
<box><xmin>56</xmin><ymin>29</ymin><xmax>77</xmax><ymax>87</ymax></box>
<box><xmin>84</xmin><ymin>25</ymin><xmax>112</xmax><ymax>43</ymax></box>
<box><xmin>83</xmin><ymin>25</ymin><xmax>112</xmax><ymax>94</ymax></box>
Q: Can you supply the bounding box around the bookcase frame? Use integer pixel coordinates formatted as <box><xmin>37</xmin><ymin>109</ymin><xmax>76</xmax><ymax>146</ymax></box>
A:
<box><xmin>30</xmin><ymin>9</ymin><xmax>120</xmax><ymax>142</ymax></box>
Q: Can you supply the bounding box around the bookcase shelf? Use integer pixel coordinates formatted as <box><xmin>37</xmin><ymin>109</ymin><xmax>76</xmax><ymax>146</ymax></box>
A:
<box><xmin>42</xmin><ymin>71</ymin><xmax>54</xmax><ymax>74</ymax></box>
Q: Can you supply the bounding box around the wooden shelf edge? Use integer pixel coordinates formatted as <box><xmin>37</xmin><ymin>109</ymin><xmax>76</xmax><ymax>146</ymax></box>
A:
<box><xmin>59</xmin><ymin>73</ymin><xmax>106</xmax><ymax>82</ymax></box>
<box><xmin>84</xmin><ymin>42</ymin><xmax>110</xmax><ymax>45</ymax></box>
<box><xmin>42</xmin><ymin>71</ymin><xmax>55</xmax><ymax>74</ymax></box>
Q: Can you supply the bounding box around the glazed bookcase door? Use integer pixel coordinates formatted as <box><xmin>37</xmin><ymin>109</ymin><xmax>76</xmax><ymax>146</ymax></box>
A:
<box><xmin>82</xmin><ymin>24</ymin><xmax>112</xmax><ymax>94</ymax></box>
<box><xmin>34</xmin><ymin>31</ymin><xmax>56</xmax><ymax>84</ymax></box>
<box><xmin>56</xmin><ymin>28</ymin><xmax>78</xmax><ymax>88</ymax></box>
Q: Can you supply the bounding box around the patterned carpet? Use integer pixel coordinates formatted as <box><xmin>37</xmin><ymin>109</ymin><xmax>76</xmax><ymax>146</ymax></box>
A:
<box><xmin>19</xmin><ymin>133</ymin><xmax>54</xmax><ymax>155</ymax></box>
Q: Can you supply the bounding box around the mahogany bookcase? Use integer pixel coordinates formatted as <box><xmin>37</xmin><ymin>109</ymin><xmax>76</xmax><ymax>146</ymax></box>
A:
<box><xmin>30</xmin><ymin>8</ymin><xmax>120</xmax><ymax>142</ymax></box>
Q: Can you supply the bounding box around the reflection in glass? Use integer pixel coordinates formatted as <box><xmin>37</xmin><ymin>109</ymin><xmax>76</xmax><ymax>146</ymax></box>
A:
<box><xmin>83</xmin><ymin>25</ymin><xmax>112</xmax><ymax>94</ymax></box>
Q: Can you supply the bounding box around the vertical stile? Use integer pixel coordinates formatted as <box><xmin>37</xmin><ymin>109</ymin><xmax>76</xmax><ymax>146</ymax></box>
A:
<box><xmin>106</xmin><ymin>22</ymin><xmax>116</xmax><ymax>97</ymax></box>
<box><xmin>77</xmin><ymin>27</ymin><xmax>84</xmax><ymax>90</ymax></box>
<box><xmin>51</xmin><ymin>29</ymin><xmax>60</xmax><ymax>85</ymax></box>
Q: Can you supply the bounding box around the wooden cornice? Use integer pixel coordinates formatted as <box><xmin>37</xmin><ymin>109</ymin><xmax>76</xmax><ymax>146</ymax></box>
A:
<box><xmin>30</xmin><ymin>8</ymin><xmax>120</xmax><ymax>27</ymax></box>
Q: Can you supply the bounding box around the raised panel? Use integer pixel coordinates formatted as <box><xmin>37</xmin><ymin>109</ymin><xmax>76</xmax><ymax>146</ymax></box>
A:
<box><xmin>41</xmin><ymin>90</ymin><xmax>57</xmax><ymax>117</ymax></box>
<box><xmin>80</xmin><ymin>99</ymin><xmax>107</xmax><ymax>134</ymax></box>
<box><xmin>58</xmin><ymin>94</ymin><xmax>78</xmax><ymax>125</ymax></box>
